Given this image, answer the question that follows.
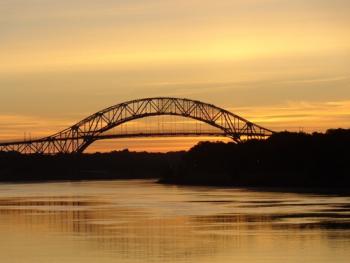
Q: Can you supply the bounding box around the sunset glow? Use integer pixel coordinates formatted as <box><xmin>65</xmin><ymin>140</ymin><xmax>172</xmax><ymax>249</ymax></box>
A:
<box><xmin>1</xmin><ymin>0</ymin><xmax>349</xmax><ymax>151</ymax></box>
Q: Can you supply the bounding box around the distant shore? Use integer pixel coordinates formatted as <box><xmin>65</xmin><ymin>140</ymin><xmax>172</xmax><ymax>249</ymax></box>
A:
<box><xmin>0</xmin><ymin>129</ymin><xmax>349</xmax><ymax>193</ymax></box>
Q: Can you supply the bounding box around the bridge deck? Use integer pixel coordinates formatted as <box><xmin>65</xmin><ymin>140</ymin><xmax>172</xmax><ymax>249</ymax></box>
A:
<box><xmin>0</xmin><ymin>132</ymin><xmax>227</xmax><ymax>146</ymax></box>
<box><xmin>0</xmin><ymin>131</ymin><xmax>272</xmax><ymax>146</ymax></box>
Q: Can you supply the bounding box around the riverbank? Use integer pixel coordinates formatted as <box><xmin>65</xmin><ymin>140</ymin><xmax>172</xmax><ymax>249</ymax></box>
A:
<box><xmin>159</xmin><ymin>129</ymin><xmax>350</xmax><ymax>189</ymax></box>
<box><xmin>0</xmin><ymin>129</ymin><xmax>349</xmax><ymax>192</ymax></box>
<box><xmin>0</xmin><ymin>150</ymin><xmax>183</xmax><ymax>182</ymax></box>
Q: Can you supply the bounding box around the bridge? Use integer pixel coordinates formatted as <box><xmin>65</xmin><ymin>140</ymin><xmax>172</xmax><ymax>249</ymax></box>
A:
<box><xmin>0</xmin><ymin>97</ymin><xmax>274</xmax><ymax>154</ymax></box>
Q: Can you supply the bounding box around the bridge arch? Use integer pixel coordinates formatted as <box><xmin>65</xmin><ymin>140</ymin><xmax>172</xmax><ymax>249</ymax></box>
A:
<box><xmin>0</xmin><ymin>97</ymin><xmax>274</xmax><ymax>154</ymax></box>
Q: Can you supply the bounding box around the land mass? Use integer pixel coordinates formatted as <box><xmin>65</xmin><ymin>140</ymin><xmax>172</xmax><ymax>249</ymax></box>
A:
<box><xmin>0</xmin><ymin>129</ymin><xmax>349</xmax><ymax>190</ymax></box>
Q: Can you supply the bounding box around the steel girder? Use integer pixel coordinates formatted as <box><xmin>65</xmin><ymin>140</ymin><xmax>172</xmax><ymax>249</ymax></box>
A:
<box><xmin>0</xmin><ymin>97</ymin><xmax>274</xmax><ymax>154</ymax></box>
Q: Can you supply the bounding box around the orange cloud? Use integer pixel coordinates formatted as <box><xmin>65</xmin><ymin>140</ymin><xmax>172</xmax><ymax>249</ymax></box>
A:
<box><xmin>233</xmin><ymin>100</ymin><xmax>350</xmax><ymax>132</ymax></box>
<box><xmin>0</xmin><ymin>114</ymin><xmax>74</xmax><ymax>141</ymax></box>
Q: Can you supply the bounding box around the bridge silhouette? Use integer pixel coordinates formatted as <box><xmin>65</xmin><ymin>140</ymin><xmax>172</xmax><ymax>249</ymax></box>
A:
<box><xmin>0</xmin><ymin>97</ymin><xmax>274</xmax><ymax>154</ymax></box>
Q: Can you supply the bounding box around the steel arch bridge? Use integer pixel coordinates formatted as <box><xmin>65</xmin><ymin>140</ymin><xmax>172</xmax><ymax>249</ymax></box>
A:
<box><xmin>0</xmin><ymin>97</ymin><xmax>274</xmax><ymax>154</ymax></box>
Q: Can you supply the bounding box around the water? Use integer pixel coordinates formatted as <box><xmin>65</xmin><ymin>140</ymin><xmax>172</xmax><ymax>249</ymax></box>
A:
<box><xmin>0</xmin><ymin>180</ymin><xmax>349</xmax><ymax>263</ymax></box>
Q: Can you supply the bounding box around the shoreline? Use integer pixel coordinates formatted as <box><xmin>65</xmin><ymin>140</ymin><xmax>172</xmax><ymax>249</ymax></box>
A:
<box><xmin>158</xmin><ymin>179</ymin><xmax>350</xmax><ymax>195</ymax></box>
<box><xmin>0</xmin><ymin>176</ymin><xmax>349</xmax><ymax>195</ymax></box>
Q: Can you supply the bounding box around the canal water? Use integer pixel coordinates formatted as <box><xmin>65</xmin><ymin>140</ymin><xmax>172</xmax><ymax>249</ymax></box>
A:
<box><xmin>0</xmin><ymin>180</ymin><xmax>349</xmax><ymax>263</ymax></box>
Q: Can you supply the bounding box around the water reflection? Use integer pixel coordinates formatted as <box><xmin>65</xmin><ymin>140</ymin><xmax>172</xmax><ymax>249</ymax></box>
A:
<box><xmin>0</xmin><ymin>180</ymin><xmax>349</xmax><ymax>263</ymax></box>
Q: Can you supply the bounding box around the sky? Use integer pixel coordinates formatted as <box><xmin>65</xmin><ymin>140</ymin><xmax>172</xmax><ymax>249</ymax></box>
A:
<box><xmin>1</xmin><ymin>0</ymin><xmax>349</xmax><ymax>151</ymax></box>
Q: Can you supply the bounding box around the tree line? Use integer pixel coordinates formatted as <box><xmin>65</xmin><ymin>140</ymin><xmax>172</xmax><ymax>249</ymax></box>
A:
<box><xmin>0</xmin><ymin>129</ymin><xmax>349</xmax><ymax>189</ymax></box>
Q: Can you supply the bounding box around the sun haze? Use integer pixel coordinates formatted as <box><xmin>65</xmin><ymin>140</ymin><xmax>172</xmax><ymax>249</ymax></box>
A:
<box><xmin>1</xmin><ymin>0</ymin><xmax>349</xmax><ymax>151</ymax></box>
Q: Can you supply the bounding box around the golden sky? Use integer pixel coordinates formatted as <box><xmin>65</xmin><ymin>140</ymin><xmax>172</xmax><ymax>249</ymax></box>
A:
<box><xmin>1</xmin><ymin>0</ymin><xmax>349</xmax><ymax>151</ymax></box>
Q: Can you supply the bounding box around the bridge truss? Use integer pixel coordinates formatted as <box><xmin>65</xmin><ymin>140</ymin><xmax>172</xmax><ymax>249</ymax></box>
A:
<box><xmin>0</xmin><ymin>97</ymin><xmax>274</xmax><ymax>154</ymax></box>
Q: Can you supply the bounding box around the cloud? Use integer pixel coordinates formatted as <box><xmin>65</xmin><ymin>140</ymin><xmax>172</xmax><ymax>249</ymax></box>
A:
<box><xmin>232</xmin><ymin>100</ymin><xmax>350</xmax><ymax>132</ymax></box>
<box><xmin>0</xmin><ymin>114</ymin><xmax>75</xmax><ymax>141</ymax></box>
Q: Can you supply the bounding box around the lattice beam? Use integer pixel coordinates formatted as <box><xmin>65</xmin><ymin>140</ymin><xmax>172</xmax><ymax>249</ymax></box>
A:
<box><xmin>0</xmin><ymin>97</ymin><xmax>274</xmax><ymax>154</ymax></box>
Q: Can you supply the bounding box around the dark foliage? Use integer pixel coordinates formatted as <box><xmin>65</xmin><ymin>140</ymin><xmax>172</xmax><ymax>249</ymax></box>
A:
<box><xmin>160</xmin><ymin>129</ymin><xmax>350</xmax><ymax>187</ymax></box>
<box><xmin>1</xmin><ymin>129</ymin><xmax>350</xmax><ymax>188</ymax></box>
<box><xmin>0</xmin><ymin>149</ymin><xmax>183</xmax><ymax>182</ymax></box>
